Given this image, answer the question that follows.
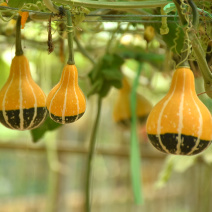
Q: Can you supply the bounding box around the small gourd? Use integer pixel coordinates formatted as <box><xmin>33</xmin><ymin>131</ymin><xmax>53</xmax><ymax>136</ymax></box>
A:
<box><xmin>46</xmin><ymin>64</ymin><xmax>86</xmax><ymax>124</ymax></box>
<box><xmin>113</xmin><ymin>77</ymin><xmax>152</xmax><ymax>128</ymax></box>
<box><xmin>0</xmin><ymin>15</ymin><xmax>47</xmax><ymax>130</ymax></box>
<box><xmin>0</xmin><ymin>55</ymin><xmax>47</xmax><ymax>130</ymax></box>
<box><xmin>146</xmin><ymin>67</ymin><xmax>212</xmax><ymax>155</ymax></box>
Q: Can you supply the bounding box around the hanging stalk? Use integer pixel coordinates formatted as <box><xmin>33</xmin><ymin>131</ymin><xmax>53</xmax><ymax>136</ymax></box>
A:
<box><xmin>66</xmin><ymin>10</ymin><xmax>75</xmax><ymax>65</ymax></box>
<box><xmin>85</xmin><ymin>96</ymin><xmax>102</xmax><ymax>212</ymax></box>
<box><xmin>15</xmin><ymin>15</ymin><xmax>23</xmax><ymax>56</ymax></box>
<box><xmin>130</xmin><ymin>63</ymin><xmax>143</xmax><ymax>204</ymax></box>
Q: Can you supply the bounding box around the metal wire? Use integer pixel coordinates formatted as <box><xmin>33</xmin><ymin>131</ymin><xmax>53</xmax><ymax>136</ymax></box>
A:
<box><xmin>83</xmin><ymin>20</ymin><xmax>177</xmax><ymax>23</ymax></box>
<box><xmin>0</xmin><ymin>5</ymin><xmax>178</xmax><ymax>18</ymax></box>
<box><xmin>0</xmin><ymin>5</ymin><xmax>211</xmax><ymax>23</ymax></box>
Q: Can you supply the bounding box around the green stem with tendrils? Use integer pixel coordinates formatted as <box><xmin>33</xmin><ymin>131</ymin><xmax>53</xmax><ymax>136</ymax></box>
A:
<box><xmin>173</xmin><ymin>0</ymin><xmax>212</xmax><ymax>98</ymax></box>
<box><xmin>15</xmin><ymin>15</ymin><xmax>23</xmax><ymax>56</ymax></box>
<box><xmin>66</xmin><ymin>10</ymin><xmax>75</xmax><ymax>65</ymax></box>
<box><xmin>85</xmin><ymin>96</ymin><xmax>102</xmax><ymax>212</ymax></box>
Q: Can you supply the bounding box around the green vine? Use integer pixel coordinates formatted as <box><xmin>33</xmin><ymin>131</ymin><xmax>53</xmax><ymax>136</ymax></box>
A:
<box><xmin>66</xmin><ymin>10</ymin><xmax>75</xmax><ymax>65</ymax></box>
<box><xmin>173</xmin><ymin>0</ymin><xmax>212</xmax><ymax>98</ymax></box>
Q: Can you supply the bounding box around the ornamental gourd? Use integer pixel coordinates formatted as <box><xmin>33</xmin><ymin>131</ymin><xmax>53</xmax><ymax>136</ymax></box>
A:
<box><xmin>113</xmin><ymin>77</ymin><xmax>152</xmax><ymax>128</ymax></box>
<box><xmin>146</xmin><ymin>67</ymin><xmax>212</xmax><ymax>155</ymax></box>
<box><xmin>46</xmin><ymin>64</ymin><xmax>86</xmax><ymax>124</ymax></box>
<box><xmin>0</xmin><ymin>55</ymin><xmax>47</xmax><ymax>130</ymax></box>
<box><xmin>0</xmin><ymin>15</ymin><xmax>47</xmax><ymax>130</ymax></box>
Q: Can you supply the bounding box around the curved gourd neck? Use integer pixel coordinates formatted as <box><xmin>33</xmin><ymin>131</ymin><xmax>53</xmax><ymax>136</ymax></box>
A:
<box><xmin>168</xmin><ymin>67</ymin><xmax>196</xmax><ymax>95</ymax></box>
<box><xmin>9</xmin><ymin>55</ymin><xmax>32</xmax><ymax>78</ymax></box>
<box><xmin>60</xmin><ymin>64</ymin><xmax>78</xmax><ymax>87</ymax></box>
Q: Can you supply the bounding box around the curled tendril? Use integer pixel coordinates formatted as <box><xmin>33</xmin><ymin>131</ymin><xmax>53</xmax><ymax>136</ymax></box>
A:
<box><xmin>160</xmin><ymin>7</ymin><xmax>169</xmax><ymax>35</ymax></box>
<box><xmin>0</xmin><ymin>8</ymin><xmax>16</xmax><ymax>22</ymax></box>
<box><xmin>170</xmin><ymin>25</ymin><xmax>181</xmax><ymax>56</ymax></box>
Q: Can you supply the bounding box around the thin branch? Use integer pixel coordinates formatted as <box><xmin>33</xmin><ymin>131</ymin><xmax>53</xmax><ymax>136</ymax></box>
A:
<box><xmin>74</xmin><ymin>36</ymin><xmax>96</xmax><ymax>65</ymax></box>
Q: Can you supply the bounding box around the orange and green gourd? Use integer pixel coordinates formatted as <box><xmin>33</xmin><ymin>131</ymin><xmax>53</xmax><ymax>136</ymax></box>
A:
<box><xmin>146</xmin><ymin>67</ymin><xmax>212</xmax><ymax>155</ymax></box>
<box><xmin>46</xmin><ymin>10</ymin><xmax>86</xmax><ymax>124</ymax></box>
<box><xmin>0</xmin><ymin>16</ymin><xmax>47</xmax><ymax>130</ymax></box>
<box><xmin>113</xmin><ymin>77</ymin><xmax>152</xmax><ymax>128</ymax></box>
<box><xmin>46</xmin><ymin>64</ymin><xmax>86</xmax><ymax>124</ymax></box>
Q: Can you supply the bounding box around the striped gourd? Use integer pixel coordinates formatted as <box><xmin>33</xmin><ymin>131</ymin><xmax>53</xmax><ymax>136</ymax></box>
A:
<box><xmin>0</xmin><ymin>55</ymin><xmax>47</xmax><ymax>130</ymax></box>
<box><xmin>46</xmin><ymin>64</ymin><xmax>86</xmax><ymax>124</ymax></box>
<box><xmin>146</xmin><ymin>67</ymin><xmax>212</xmax><ymax>155</ymax></box>
<box><xmin>113</xmin><ymin>77</ymin><xmax>152</xmax><ymax>128</ymax></box>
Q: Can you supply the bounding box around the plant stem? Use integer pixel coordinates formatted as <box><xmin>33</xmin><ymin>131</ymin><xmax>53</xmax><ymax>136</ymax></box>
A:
<box><xmin>74</xmin><ymin>36</ymin><xmax>95</xmax><ymax>65</ymax></box>
<box><xmin>66</xmin><ymin>10</ymin><xmax>75</xmax><ymax>65</ymax></box>
<box><xmin>54</xmin><ymin>0</ymin><xmax>170</xmax><ymax>9</ymax></box>
<box><xmin>85</xmin><ymin>96</ymin><xmax>102</xmax><ymax>212</ymax></box>
<box><xmin>188</xmin><ymin>0</ymin><xmax>199</xmax><ymax>28</ymax></box>
<box><xmin>15</xmin><ymin>15</ymin><xmax>23</xmax><ymax>56</ymax></box>
<box><xmin>173</xmin><ymin>0</ymin><xmax>212</xmax><ymax>97</ymax></box>
<box><xmin>172</xmin><ymin>0</ymin><xmax>187</xmax><ymax>26</ymax></box>
<box><xmin>130</xmin><ymin>63</ymin><xmax>143</xmax><ymax>204</ymax></box>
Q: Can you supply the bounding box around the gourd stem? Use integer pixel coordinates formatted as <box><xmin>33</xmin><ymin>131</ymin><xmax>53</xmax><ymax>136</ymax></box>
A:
<box><xmin>188</xmin><ymin>0</ymin><xmax>199</xmax><ymax>28</ymax></box>
<box><xmin>66</xmin><ymin>10</ymin><xmax>75</xmax><ymax>65</ymax></box>
<box><xmin>173</xmin><ymin>0</ymin><xmax>190</xmax><ymax>68</ymax></box>
<box><xmin>85</xmin><ymin>96</ymin><xmax>102</xmax><ymax>212</ymax></box>
<box><xmin>173</xmin><ymin>0</ymin><xmax>212</xmax><ymax>98</ymax></box>
<box><xmin>15</xmin><ymin>15</ymin><xmax>23</xmax><ymax>56</ymax></box>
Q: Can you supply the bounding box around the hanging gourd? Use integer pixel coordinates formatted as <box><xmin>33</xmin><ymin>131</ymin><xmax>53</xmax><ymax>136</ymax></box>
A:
<box><xmin>146</xmin><ymin>67</ymin><xmax>212</xmax><ymax>155</ymax></box>
<box><xmin>113</xmin><ymin>77</ymin><xmax>152</xmax><ymax>128</ymax></box>
<box><xmin>0</xmin><ymin>16</ymin><xmax>47</xmax><ymax>130</ymax></box>
<box><xmin>46</xmin><ymin>10</ymin><xmax>86</xmax><ymax>124</ymax></box>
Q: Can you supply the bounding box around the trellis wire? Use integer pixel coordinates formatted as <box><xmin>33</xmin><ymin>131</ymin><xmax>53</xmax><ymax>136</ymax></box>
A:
<box><xmin>0</xmin><ymin>5</ymin><xmax>211</xmax><ymax>23</ymax></box>
<box><xmin>0</xmin><ymin>5</ymin><xmax>178</xmax><ymax>17</ymax></box>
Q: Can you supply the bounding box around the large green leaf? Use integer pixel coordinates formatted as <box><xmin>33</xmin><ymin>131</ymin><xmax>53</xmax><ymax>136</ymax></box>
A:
<box><xmin>88</xmin><ymin>53</ymin><xmax>124</xmax><ymax>97</ymax></box>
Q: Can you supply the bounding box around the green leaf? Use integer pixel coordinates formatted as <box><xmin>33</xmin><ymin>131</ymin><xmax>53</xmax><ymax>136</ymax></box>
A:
<box><xmin>88</xmin><ymin>53</ymin><xmax>124</xmax><ymax>98</ymax></box>
<box><xmin>110</xmin><ymin>79</ymin><xmax>122</xmax><ymax>89</ymax></box>
<box><xmin>99</xmin><ymin>82</ymin><xmax>111</xmax><ymax>97</ymax></box>
<box><xmin>87</xmin><ymin>79</ymin><xmax>104</xmax><ymax>97</ymax></box>
<box><xmin>102</xmin><ymin>68</ymin><xmax>122</xmax><ymax>81</ymax></box>
<box><xmin>30</xmin><ymin>116</ymin><xmax>62</xmax><ymax>142</ymax></box>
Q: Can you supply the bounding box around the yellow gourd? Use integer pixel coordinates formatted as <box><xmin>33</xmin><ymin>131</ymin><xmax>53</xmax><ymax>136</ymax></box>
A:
<box><xmin>113</xmin><ymin>77</ymin><xmax>152</xmax><ymax>128</ymax></box>
<box><xmin>146</xmin><ymin>67</ymin><xmax>212</xmax><ymax>155</ymax></box>
<box><xmin>144</xmin><ymin>26</ymin><xmax>155</xmax><ymax>43</ymax></box>
<box><xmin>0</xmin><ymin>55</ymin><xmax>47</xmax><ymax>130</ymax></box>
<box><xmin>46</xmin><ymin>64</ymin><xmax>86</xmax><ymax>124</ymax></box>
